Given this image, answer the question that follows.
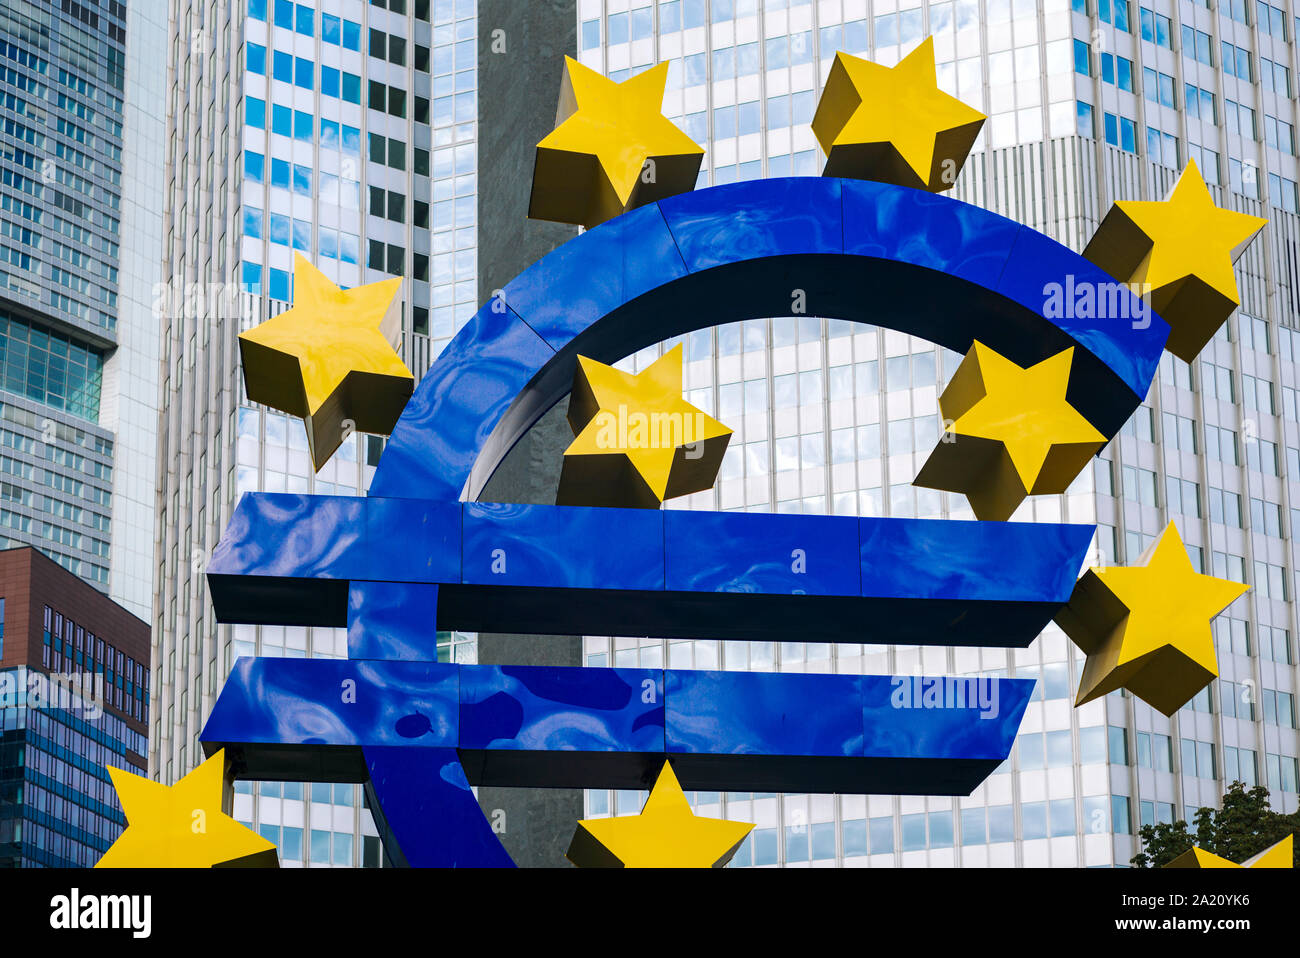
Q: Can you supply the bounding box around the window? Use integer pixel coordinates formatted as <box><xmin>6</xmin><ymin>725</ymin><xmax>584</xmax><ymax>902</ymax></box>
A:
<box><xmin>1181</xmin><ymin>737</ymin><xmax>1217</xmax><ymax>779</ymax></box>
<box><xmin>269</xmin><ymin>267</ymin><xmax>291</xmax><ymax>302</ymax></box>
<box><xmin>1208</xmin><ymin>487</ymin><xmax>1243</xmax><ymax>527</ymax></box>
<box><xmin>1226</xmin><ymin>98</ymin><xmax>1256</xmax><ymax>138</ymax></box>
<box><xmin>1184</xmin><ymin>82</ymin><xmax>1215</xmax><ymax>122</ymax></box>
<box><xmin>273</xmin><ymin>49</ymin><xmax>292</xmax><ymax>83</ymax></box>
<box><xmin>1224</xmin><ymin>747</ymin><xmax>1258</xmax><ymax>786</ymax></box>
<box><xmin>243</xmin><ymin>150</ymin><xmax>265</xmax><ymax>184</ymax></box>
<box><xmin>388</xmin><ymin>87</ymin><xmax>406</xmax><ymax>119</ymax></box>
<box><xmin>1140</xmin><ymin>7</ymin><xmax>1172</xmax><ymax>47</ymax></box>
<box><xmin>1261</xmin><ymin>626</ymin><xmax>1292</xmax><ymax>664</ymax></box>
<box><xmin>1253</xmin><ymin>560</ymin><xmax>1287</xmax><ymax>600</ymax></box>
<box><xmin>1267</xmin><ymin>753</ymin><xmax>1299</xmax><ymax>793</ymax></box>
<box><xmin>243</xmin><ymin>206</ymin><xmax>264</xmax><ymax>239</ymax></box>
<box><xmin>1263</xmin><ymin>689</ymin><xmax>1296</xmax><ymax>729</ymax></box>
<box><xmin>342</xmin><ymin>72</ymin><xmax>361</xmax><ymax>104</ymax></box>
<box><xmin>1109</xmin><ymin>725</ymin><xmax>1129</xmax><ymax>765</ymax></box>
<box><xmin>1266</xmin><ymin>115</ymin><xmax>1295</xmax><ymax>155</ymax></box>
<box><xmin>1165</xmin><ymin>475</ymin><xmax>1201</xmax><ymax>517</ymax></box>
<box><xmin>1260</xmin><ymin>3</ymin><xmax>1287</xmax><ymax>39</ymax></box>
<box><xmin>246</xmin><ymin>96</ymin><xmax>266</xmax><ymax>130</ymax></box>
<box><xmin>1146</xmin><ymin>126</ymin><xmax>1179</xmax><ymax>166</ymax></box>
<box><xmin>1122</xmin><ymin>466</ymin><xmax>1159</xmax><ymax>507</ymax></box>
<box><xmin>246</xmin><ymin>42</ymin><xmax>266</xmax><ymax>75</ymax></box>
<box><xmin>1222</xmin><ymin>41</ymin><xmax>1250</xmax><ymax>79</ymax></box>
<box><xmin>1269</xmin><ymin>173</ymin><xmax>1300</xmax><ymax>212</ymax></box>
<box><xmin>1111</xmin><ymin>796</ymin><xmax>1132</xmax><ymax>835</ymax></box>
<box><xmin>0</xmin><ymin>310</ymin><xmax>103</xmax><ymax>420</ymax></box>
<box><xmin>1262</xmin><ymin>57</ymin><xmax>1290</xmax><ymax>96</ymax></box>
<box><xmin>1102</xmin><ymin>113</ymin><xmax>1138</xmax><ymax>153</ymax></box>
<box><xmin>1077</xmin><ymin>101</ymin><xmax>1094</xmax><ymax>137</ymax></box>
<box><xmin>241</xmin><ymin>261</ymin><xmax>262</xmax><ymax>294</ymax></box>
<box><xmin>1116</xmin><ymin>55</ymin><xmax>1133</xmax><ymax>91</ymax></box>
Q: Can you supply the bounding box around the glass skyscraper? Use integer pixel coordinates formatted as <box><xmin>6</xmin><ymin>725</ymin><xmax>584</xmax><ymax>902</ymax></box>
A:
<box><xmin>154</xmin><ymin>0</ymin><xmax>479</xmax><ymax>864</ymax></box>
<box><xmin>574</xmin><ymin>0</ymin><xmax>1298</xmax><ymax>867</ymax></box>
<box><xmin>0</xmin><ymin>0</ymin><xmax>160</xmax><ymax>620</ymax></box>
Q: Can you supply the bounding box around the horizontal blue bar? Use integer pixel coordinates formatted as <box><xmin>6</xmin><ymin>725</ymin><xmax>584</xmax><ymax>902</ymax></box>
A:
<box><xmin>201</xmin><ymin>658</ymin><xmax>1033</xmax><ymax>795</ymax></box>
<box><xmin>461</xmin><ymin>502</ymin><xmax>665</xmax><ymax>591</ymax></box>
<box><xmin>210</xmin><ymin>657</ymin><xmax>460</xmax><ymax>751</ymax></box>
<box><xmin>208</xmin><ymin>494</ymin><xmax>1092</xmax><ymax>649</ymax></box>
<box><xmin>665</xmin><ymin>510</ymin><xmax>861</xmax><ymax>597</ymax></box>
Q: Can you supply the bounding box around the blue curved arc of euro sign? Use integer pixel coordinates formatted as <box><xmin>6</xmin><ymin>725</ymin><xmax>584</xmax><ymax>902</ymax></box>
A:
<box><xmin>204</xmin><ymin>177</ymin><xmax>1165</xmax><ymax>867</ymax></box>
<box><xmin>200</xmin><ymin>658</ymin><xmax>1036</xmax><ymax>867</ymax></box>
<box><xmin>368</xmin><ymin>177</ymin><xmax>1167</xmax><ymax>504</ymax></box>
<box><xmin>207</xmin><ymin>495</ymin><xmax>1095</xmax><ymax>650</ymax></box>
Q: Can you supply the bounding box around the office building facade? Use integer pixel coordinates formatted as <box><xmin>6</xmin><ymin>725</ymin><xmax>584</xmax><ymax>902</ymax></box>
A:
<box><xmin>572</xmin><ymin>0</ymin><xmax>1299</xmax><ymax>867</ymax></box>
<box><xmin>0</xmin><ymin>0</ymin><xmax>161</xmax><ymax>621</ymax></box>
<box><xmin>0</xmin><ymin>545</ymin><xmax>150</xmax><ymax>868</ymax></box>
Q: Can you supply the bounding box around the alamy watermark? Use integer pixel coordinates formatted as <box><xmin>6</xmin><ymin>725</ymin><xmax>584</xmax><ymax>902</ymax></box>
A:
<box><xmin>0</xmin><ymin>669</ymin><xmax>106</xmax><ymax>720</ymax></box>
<box><xmin>592</xmin><ymin>406</ymin><xmax>708</xmax><ymax>459</ymax></box>
<box><xmin>151</xmin><ymin>279</ymin><xmax>257</xmax><ymax>324</ymax></box>
<box><xmin>890</xmin><ymin>675</ymin><xmax>1000</xmax><ymax>719</ymax></box>
<box><xmin>50</xmin><ymin>889</ymin><xmax>150</xmax><ymax>938</ymax></box>
<box><xmin>1042</xmin><ymin>275</ymin><xmax>1153</xmax><ymax>329</ymax></box>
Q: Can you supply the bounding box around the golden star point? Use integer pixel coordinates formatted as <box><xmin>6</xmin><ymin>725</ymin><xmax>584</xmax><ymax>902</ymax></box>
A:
<box><xmin>566</xmin><ymin>762</ymin><xmax>753</xmax><ymax>868</ymax></box>
<box><xmin>530</xmin><ymin>57</ymin><xmax>704</xmax><ymax>228</ymax></box>
<box><xmin>812</xmin><ymin>37</ymin><xmax>985</xmax><ymax>190</ymax></box>
<box><xmin>1166</xmin><ymin>834</ymin><xmax>1293</xmax><ymax>868</ymax></box>
<box><xmin>913</xmin><ymin>342</ymin><xmax>1106</xmax><ymax>521</ymax></box>
<box><xmin>1055</xmin><ymin>523</ymin><xmax>1249</xmax><ymax>716</ymax></box>
<box><xmin>558</xmin><ymin>345</ymin><xmax>732</xmax><ymax>508</ymax></box>
<box><xmin>1083</xmin><ymin>159</ymin><xmax>1267</xmax><ymax>362</ymax></box>
<box><xmin>238</xmin><ymin>254</ymin><xmax>413</xmax><ymax>471</ymax></box>
<box><xmin>96</xmin><ymin>749</ymin><xmax>278</xmax><ymax>868</ymax></box>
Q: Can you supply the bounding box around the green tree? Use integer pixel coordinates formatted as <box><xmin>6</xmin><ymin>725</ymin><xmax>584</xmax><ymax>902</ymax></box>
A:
<box><xmin>1131</xmin><ymin>782</ymin><xmax>1300</xmax><ymax>867</ymax></box>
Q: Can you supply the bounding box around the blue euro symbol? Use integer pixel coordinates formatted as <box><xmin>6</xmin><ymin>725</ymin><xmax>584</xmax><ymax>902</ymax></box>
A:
<box><xmin>202</xmin><ymin>178</ymin><xmax>1168</xmax><ymax>866</ymax></box>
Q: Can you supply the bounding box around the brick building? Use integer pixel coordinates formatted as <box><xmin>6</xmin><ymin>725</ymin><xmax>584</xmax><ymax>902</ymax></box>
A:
<box><xmin>0</xmin><ymin>546</ymin><xmax>149</xmax><ymax>867</ymax></box>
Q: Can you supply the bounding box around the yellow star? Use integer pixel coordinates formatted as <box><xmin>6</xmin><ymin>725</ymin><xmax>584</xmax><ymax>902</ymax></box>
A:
<box><xmin>1166</xmin><ymin>835</ymin><xmax>1293</xmax><ymax>868</ymax></box>
<box><xmin>96</xmin><ymin>749</ymin><xmax>278</xmax><ymax>868</ymax></box>
<box><xmin>1083</xmin><ymin>160</ymin><xmax>1267</xmax><ymax>362</ymax></box>
<box><xmin>238</xmin><ymin>253</ymin><xmax>413</xmax><ymax>471</ymax></box>
<box><xmin>1055</xmin><ymin>523</ymin><xmax>1249</xmax><ymax>717</ymax></box>
<box><xmin>557</xmin><ymin>345</ymin><xmax>732</xmax><ymax>509</ymax></box>
<box><xmin>528</xmin><ymin>57</ymin><xmax>704</xmax><ymax>228</ymax></box>
<box><xmin>913</xmin><ymin>342</ymin><xmax>1106</xmax><ymax>521</ymax></box>
<box><xmin>566</xmin><ymin>762</ymin><xmax>753</xmax><ymax>868</ymax></box>
<box><xmin>811</xmin><ymin>38</ymin><xmax>985</xmax><ymax>191</ymax></box>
